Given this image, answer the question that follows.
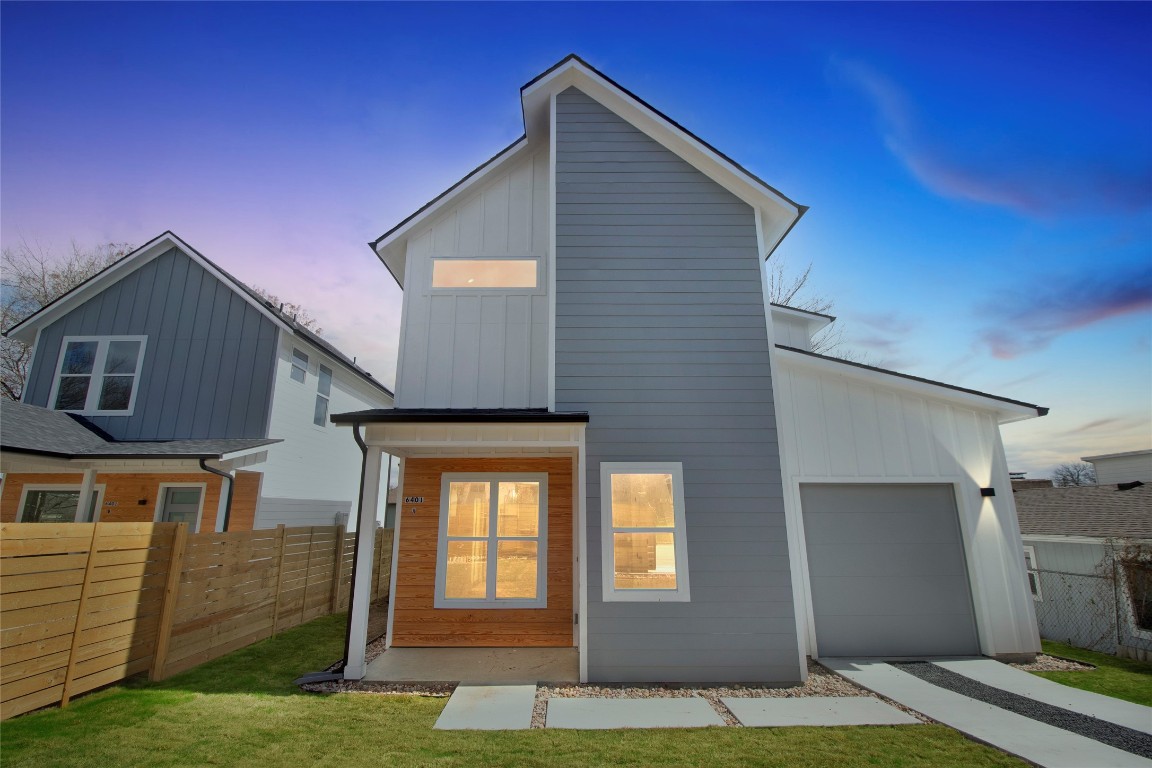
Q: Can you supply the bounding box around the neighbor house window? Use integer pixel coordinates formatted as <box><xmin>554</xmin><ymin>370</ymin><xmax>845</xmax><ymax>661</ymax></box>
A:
<box><xmin>314</xmin><ymin>364</ymin><xmax>332</xmax><ymax>426</ymax></box>
<box><xmin>435</xmin><ymin>474</ymin><xmax>548</xmax><ymax>608</ymax></box>
<box><xmin>291</xmin><ymin>349</ymin><xmax>308</xmax><ymax>383</ymax></box>
<box><xmin>600</xmin><ymin>462</ymin><xmax>690</xmax><ymax>602</ymax></box>
<box><xmin>50</xmin><ymin>336</ymin><xmax>146</xmax><ymax>415</ymax></box>
<box><xmin>1022</xmin><ymin>546</ymin><xmax>1042</xmax><ymax>601</ymax></box>
<box><xmin>18</xmin><ymin>486</ymin><xmax>103</xmax><ymax>523</ymax></box>
<box><xmin>431</xmin><ymin>259</ymin><xmax>537</xmax><ymax>289</ymax></box>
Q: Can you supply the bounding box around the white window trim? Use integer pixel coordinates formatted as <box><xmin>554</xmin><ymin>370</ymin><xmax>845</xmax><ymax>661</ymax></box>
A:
<box><xmin>434</xmin><ymin>472</ymin><xmax>549</xmax><ymax>609</ymax></box>
<box><xmin>16</xmin><ymin>484</ymin><xmax>107</xmax><ymax>523</ymax></box>
<box><xmin>429</xmin><ymin>257</ymin><xmax>542</xmax><ymax>294</ymax></box>
<box><xmin>290</xmin><ymin>348</ymin><xmax>309</xmax><ymax>383</ymax></box>
<box><xmin>153</xmin><ymin>482</ymin><xmax>208</xmax><ymax>534</ymax></box>
<box><xmin>600</xmin><ymin>461</ymin><xmax>691</xmax><ymax>603</ymax></box>
<box><xmin>313</xmin><ymin>364</ymin><xmax>333</xmax><ymax>428</ymax></box>
<box><xmin>1022</xmin><ymin>545</ymin><xmax>1043</xmax><ymax>601</ymax></box>
<box><xmin>48</xmin><ymin>335</ymin><xmax>148</xmax><ymax>416</ymax></box>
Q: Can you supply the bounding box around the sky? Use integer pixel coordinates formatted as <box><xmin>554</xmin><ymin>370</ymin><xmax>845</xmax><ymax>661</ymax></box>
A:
<box><xmin>2</xmin><ymin>2</ymin><xmax>1150</xmax><ymax>479</ymax></box>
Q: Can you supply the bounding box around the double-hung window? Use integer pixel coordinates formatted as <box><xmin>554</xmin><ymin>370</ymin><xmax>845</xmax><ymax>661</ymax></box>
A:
<box><xmin>313</xmin><ymin>364</ymin><xmax>332</xmax><ymax>426</ymax></box>
<box><xmin>435</xmin><ymin>474</ymin><xmax>548</xmax><ymax>608</ymax></box>
<box><xmin>50</xmin><ymin>336</ymin><xmax>146</xmax><ymax>415</ymax></box>
<box><xmin>290</xmin><ymin>349</ymin><xmax>308</xmax><ymax>383</ymax></box>
<box><xmin>600</xmin><ymin>462</ymin><xmax>690</xmax><ymax>602</ymax></box>
<box><xmin>1022</xmin><ymin>546</ymin><xmax>1042</xmax><ymax>601</ymax></box>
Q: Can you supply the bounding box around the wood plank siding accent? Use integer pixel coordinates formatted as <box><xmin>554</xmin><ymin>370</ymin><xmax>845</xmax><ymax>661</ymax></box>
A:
<box><xmin>0</xmin><ymin>471</ymin><xmax>260</xmax><ymax>532</ymax></box>
<box><xmin>391</xmin><ymin>457</ymin><xmax>573</xmax><ymax>647</ymax></box>
<box><xmin>554</xmin><ymin>88</ymin><xmax>800</xmax><ymax>683</ymax></box>
<box><xmin>23</xmin><ymin>246</ymin><xmax>279</xmax><ymax>440</ymax></box>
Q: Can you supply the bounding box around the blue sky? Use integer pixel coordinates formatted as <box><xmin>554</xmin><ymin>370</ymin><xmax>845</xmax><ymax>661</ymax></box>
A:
<box><xmin>2</xmin><ymin>2</ymin><xmax>1149</xmax><ymax>477</ymax></box>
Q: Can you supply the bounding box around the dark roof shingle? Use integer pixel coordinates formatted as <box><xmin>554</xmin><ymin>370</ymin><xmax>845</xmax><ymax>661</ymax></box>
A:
<box><xmin>1015</xmin><ymin>484</ymin><xmax>1152</xmax><ymax>539</ymax></box>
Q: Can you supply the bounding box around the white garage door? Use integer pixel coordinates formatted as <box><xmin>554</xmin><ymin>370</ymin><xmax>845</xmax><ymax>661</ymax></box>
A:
<box><xmin>801</xmin><ymin>484</ymin><xmax>980</xmax><ymax>657</ymax></box>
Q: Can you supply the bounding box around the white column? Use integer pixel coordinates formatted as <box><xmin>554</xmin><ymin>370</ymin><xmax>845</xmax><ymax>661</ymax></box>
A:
<box><xmin>77</xmin><ymin>468</ymin><xmax>97</xmax><ymax>522</ymax></box>
<box><xmin>344</xmin><ymin>445</ymin><xmax>383</xmax><ymax>680</ymax></box>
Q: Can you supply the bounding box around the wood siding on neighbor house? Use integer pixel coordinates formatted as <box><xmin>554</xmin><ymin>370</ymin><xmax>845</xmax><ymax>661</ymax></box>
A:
<box><xmin>553</xmin><ymin>88</ymin><xmax>799</xmax><ymax>683</ymax></box>
<box><xmin>395</xmin><ymin>149</ymin><xmax>551</xmax><ymax>409</ymax></box>
<box><xmin>23</xmin><ymin>247</ymin><xmax>279</xmax><ymax>440</ymax></box>
<box><xmin>0</xmin><ymin>470</ymin><xmax>261</xmax><ymax>532</ymax></box>
<box><xmin>391</xmin><ymin>457</ymin><xmax>573</xmax><ymax>647</ymax></box>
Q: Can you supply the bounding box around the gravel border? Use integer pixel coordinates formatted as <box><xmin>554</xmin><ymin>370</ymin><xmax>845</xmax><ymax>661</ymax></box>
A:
<box><xmin>1010</xmin><ymin>654</ymin><xmax>1094</xmax><ymax>672</ymax></box>
<box><xmin>894</xmin><ymin>661</ymin><xmax>1152</xmax><ymax>759</ymax></box>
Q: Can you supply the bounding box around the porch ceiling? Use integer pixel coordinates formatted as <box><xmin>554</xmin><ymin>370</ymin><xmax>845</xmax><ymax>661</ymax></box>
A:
<box><xmin>359</xmin><ymin>419</ymin><xmax>585</xmax><ymax>458</ymax></box>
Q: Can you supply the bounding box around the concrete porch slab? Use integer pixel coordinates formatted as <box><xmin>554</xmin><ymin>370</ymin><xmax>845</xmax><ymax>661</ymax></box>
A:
<box><xmin>546</xmin><ymin>697</ymin><xmax>726</xmax><ymax>729</ymax></box>
<box><xmin>364</xmin><ymin>647</ymin><xmax>578</xmax><ymax>683</ymax></box>
<box><xmin>722</xmin><ymin>696</ymin><xmax>921</xmax><ymax>727</ymax></box>
<box><xmin>434</xmin><ymin>683</ymin><xmax>536</xmax><ymax>730</ymax></box>
<box><xmin>932</xmin><ymin>658</ymin><xmax>1152</xmax><ymax>735</ymax></box>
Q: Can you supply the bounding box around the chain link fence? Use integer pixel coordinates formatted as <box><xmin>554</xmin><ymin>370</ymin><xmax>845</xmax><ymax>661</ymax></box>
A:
<box><xmin>1033</xmin><ymin>563</ymin><xmax>1152</xmax><ymax>660</ymax></box>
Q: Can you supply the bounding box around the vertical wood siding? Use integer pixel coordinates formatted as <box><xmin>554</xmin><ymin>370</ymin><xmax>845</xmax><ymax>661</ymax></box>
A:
<box><xmin>554</xmin><ymin>88</ymin><xmax>798</xmax><ymax>683</ymax></box>
<box><xmin>395</xmin><ymin>150</ymin><xmax>551</xmax><ymax>408</ymax></box>
<box><xmin>391</xmin><ymin>457</ymin><xmax>573</xmax><ymax>647</ymax></box>
<box><xmin>23</xmin><ymin>247</ymin><xmax>279</xmax><ymax>440</ymax></box>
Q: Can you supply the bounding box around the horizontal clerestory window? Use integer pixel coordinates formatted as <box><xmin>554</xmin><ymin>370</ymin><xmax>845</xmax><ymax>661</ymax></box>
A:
<box><xmin>431</xmin><ymin>259</ymin><xmax>537</xmax><ymax>289</ymax></box>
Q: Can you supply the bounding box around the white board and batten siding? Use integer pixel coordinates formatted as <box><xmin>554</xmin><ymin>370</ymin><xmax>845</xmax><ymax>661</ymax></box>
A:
<box><xmin>774</xmin><ymin>358</ymin><xmax>1041</xmax><ymax>658</ymax></box>
<box><xmin>395</xmin><ymin>148</ymin><xmax>551</xmax><ymax>409</ymax></box>
<box><xmin>258</xmin><ymin>330</ymin><xmax>393</xmax><ymax>529</ymax></box>
<box><xmin>1087</xmin><ymin>451</ymin><xmax>1152</xmax><ymax>485</ymax></box>
<box><xmin>771</xmin><ymin>313</ymin><xmax>815</xmax><ymax>352</ymax></box>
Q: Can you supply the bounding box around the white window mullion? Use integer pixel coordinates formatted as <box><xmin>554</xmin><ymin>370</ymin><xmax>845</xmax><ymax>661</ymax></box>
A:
<box><xmin>486</xmin><ymin>483</ymin><xmax>499</xmax><ymax>602</ymax></box>
<box><xmin>86</xmin><ymin>343</ymin><xmax>112</xmax><ymax>412</ymax></box>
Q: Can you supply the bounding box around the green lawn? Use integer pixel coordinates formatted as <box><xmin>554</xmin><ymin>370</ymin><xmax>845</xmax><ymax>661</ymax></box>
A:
<box><xmin>1034</xmin><ymin>640</ymin><xmax>1152</xmax><ymax>707</ymax></box>
<box><xmin>1</xmin><ymin>615</ymin><xmax>1031</xmax><ymax>768</ymax></box>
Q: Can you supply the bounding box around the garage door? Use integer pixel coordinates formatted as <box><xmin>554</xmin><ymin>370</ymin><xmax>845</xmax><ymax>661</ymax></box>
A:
<box><xmin>801</xmin><ymin>484</ymin><xmax>980</xmax><ymax>657</ymax></box>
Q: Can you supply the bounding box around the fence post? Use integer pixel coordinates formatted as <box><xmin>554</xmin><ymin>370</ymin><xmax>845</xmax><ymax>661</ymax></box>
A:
<box><xmin>60</xmin><ymin>523</ymin><xmax>102</xmax><ymax>707</ymax></box>
<box><xmin>271</xmin><ymin>525</ymin><xmax>288</xmax><ymax>636</ymax></box>
<box><xmin>329</xmin><ymin>524</ymin><xmax>346</xmax><ymax>614</ymax></box>
<box><xmin>150</xmin><ymin>523</ymin><xmax>189</xmax><ymax>681</ymax></box>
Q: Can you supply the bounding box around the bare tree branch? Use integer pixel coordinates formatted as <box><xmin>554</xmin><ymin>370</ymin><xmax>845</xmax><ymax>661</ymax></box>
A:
<box><xmin>248</xmin><ymin>285</ymin><xmax>323</xmax><ymax>335</ymax></box>
<box><xmin>1051</xmin><ymin>462</ymin><xmax>1098</xmax><ymax>487</ymax></box>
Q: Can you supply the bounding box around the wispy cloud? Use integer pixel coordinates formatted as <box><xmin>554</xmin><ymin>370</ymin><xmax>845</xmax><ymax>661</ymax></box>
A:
<box><xmin>830</xmin><ymin>58</ymin><xmax>1152</xmax><ymax>217</ymax></box>
<box><xmin>977</xmin><ymin>262</ymin><xmax>1152</xmax><ymax>358</ymax></box>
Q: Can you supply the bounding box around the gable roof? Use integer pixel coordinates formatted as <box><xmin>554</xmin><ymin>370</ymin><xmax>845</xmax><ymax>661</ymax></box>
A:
<box><xmin>4</xmin><ymin>231</ymin><xmax>393</xmax><ymax>399</ymax></box>
<box><xmin>0</xmin><ymin>400</ymin><xmax>279</xmax><ymax>460</ymax></box>
<box><xmin>1015</xmin><ymin>484</ymin><xmax>1152</xmax><ymax>540</ymax></box>
<box><xmin>372</xmin><ymin>53</ymin><xmax>807</xmax><ymax>289</ymax></box>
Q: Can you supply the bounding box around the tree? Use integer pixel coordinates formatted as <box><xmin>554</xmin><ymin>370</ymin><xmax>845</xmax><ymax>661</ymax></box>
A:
<box><xmin>766</xmin><ymin>256</ymin><xmax>861</xmax><ymax>359</ymax></box>
<box><xmin>1</xmin><ymin>240</ymin><xmax>134</xmax><ymax>401</ymax></box>
<box><xmin>1051</xmin><ymin>462</ymin><xmax>1097</xmax><ymax>487</ymax></box>
<box><xmin>248</xmin><ymin>285</ymin><xmax>323</xmax><ymax>336</ymax></box>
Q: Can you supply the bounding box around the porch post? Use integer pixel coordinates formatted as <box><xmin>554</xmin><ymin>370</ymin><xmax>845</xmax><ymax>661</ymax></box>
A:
<box><xmin>344</xmin><ymin>444</ymin><xmax>383</xmax><ymax>679</ymax></box>
<box><xmin>76</xmin><ymin>468</ymin><xmax>97</xmax><ymax>522</ymax></box>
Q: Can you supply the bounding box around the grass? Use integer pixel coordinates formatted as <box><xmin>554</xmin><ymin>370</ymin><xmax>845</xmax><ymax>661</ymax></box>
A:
<box><xmin>1033</xmin><ymin>640</ymin><xmax>1152</xmax><ymax>707</ymax></box>
<box><xmin>0</xmin><ymin>615</ymin><xmax>1032</xmax><ymax>768</ymax></box>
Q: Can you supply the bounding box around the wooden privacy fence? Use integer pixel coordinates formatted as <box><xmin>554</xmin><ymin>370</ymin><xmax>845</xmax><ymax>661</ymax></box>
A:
<box><xmin>0</xmin><ymin>522</ymin><xmax>394</xmax><ymax>720</ymax></box>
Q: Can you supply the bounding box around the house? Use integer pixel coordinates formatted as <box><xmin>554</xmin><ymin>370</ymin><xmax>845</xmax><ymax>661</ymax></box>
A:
<box><xmin>331</xmin><ymin>54</ymin><xmax>1048</xmax><ymax>684</ymax></box>
<box><xmin>1083</xmin><ymin>449</ymin><xmax>1152</xmax><ymax>486</ymax></box>
<box><xmin>1016</xmin><ymin>477</ymin><xmax>1152</xmax><ymax>661</ymax></box>
<box><xmin>1</xmin><ymin>232</ymin><xmax>394</xmax><ymax>532</ymax></box>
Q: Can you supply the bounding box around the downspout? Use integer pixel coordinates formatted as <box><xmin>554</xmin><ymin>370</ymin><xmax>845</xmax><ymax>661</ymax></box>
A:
<box><xmin>199</xmin><ymin>458</ymin><xmax>234</xmax><ymax>531</ymax></box>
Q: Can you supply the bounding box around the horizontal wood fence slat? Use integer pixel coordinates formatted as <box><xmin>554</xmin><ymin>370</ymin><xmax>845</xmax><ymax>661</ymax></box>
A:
<box><xmin>0</xmin><ymin>522</ymin><xmax>393</xmax><ymax>719</ymax></box>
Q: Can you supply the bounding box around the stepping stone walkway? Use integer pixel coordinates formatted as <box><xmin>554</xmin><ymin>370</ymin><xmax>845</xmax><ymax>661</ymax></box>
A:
<box><xmin>546</xmin><ymin>697</ymin><xmax>726</xmax><ymax>729</ymax></box>
<box><xmin>723</xmin><ymin>696</ymin><xmax>919</xmax><ymax>727</ymax></box>
<box><xmin>433</xmin><ymin>683</ymin><xmax>537</xmax><ymax>730</ymax></box>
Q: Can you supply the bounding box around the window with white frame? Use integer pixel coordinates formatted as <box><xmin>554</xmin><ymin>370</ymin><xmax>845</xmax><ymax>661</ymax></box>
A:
<box><xmin>18</xmin><ymin>485</ymin><xmax>103</xmax><ymax>523</ymax></box>
<box><xmin>1022</xmin><ymin>546</ymin><xmax>1042</xmax><ymax>601</ymax></box>
<box><xmin>435</xmin><ymin>474</ymin><xmax>548</xmax><ymax>608</ymax></box>
<box><xmin>50</xmin><ymin>336</ymin><xmax>146</xmax><ymax>415</ymax></box>
<box><xmin>313</xmin><ymin>364</ymin><xmax>332</xmax><ymax>426</ymax></box>
<box><xmin>600</xmin><ymin>462</ymin><xmax>690</xmax><ymax>602</ymax></box>
<box><xmin>290</xmin><ymin>349</ymin><xmax>308</xmax><ymax>383</ymax></box>
<box><xmin>431</xmin><ymin>259</ymin><xmax>538</xmax><ymax>289</ymax></box>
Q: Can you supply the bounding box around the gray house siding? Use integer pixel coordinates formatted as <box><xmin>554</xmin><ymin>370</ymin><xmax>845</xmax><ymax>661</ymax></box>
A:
<box><xmin>553</xmin><ymin>87</ymin><xmax>800</xmax><ymax>683</ymax></box>
<box><xmin>24</xmin><ymin>247</ymin><xmax>279</xmax><ymax>440</ymax></box>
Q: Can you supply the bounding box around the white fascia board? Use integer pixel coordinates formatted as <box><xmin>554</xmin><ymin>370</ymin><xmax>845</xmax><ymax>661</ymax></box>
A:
<box><xmin>776</xmin><ymin>347</ymin><xmax>1041</xmax><ymax>424</ymax></box>
<box><xmin>6</xmin><ymin>232</ymin><xmax>292</xmax><ymax>343</ymax></box>
<box><xmin>216</xmin><ymin>445</ymin><xmax>274</xmax><ymax>463</ymax></box>
<box><xmin>1081</xmin><ymin>449</ymin><xmax>1152</xmax><ymax>462</ymax></box>
<box><xmin>769</xmin><ymin>304</ymin><xmax>834</xmax><ymax>335</ymax></box>
<box><xmin>1019</xmin><ymin>534</ymin><xmax>1110</xmax><ymax>546</ymax></box>
<box><xmin>521</xmin><ymin>59</ymin><xmax>803</xmax><ymax>253</ymax></box>
<box><xmin>373</xmin><ymin>137</ymin><xmax>533</xmax><ymax>289</ymax></box>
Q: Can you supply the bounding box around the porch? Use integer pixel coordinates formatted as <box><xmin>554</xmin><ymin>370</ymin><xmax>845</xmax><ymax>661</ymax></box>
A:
<box><xmin>364</xmin><ymin>647</ymin><xmax>579</xmax><ymax>683</ymax></box>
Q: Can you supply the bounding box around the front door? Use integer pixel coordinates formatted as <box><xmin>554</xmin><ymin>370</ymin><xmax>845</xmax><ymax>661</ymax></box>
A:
<box><xmin>159</xmin><ymin>487</ymin><xmax>203</xmax><ymax>532</ymax></box>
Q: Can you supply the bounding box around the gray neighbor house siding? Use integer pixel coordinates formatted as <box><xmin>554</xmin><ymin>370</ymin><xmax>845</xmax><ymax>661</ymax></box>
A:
<box><xmin>24</xmin><ymin>247</ymin><xmax>279</xmax><ymax>440</ymax></box>
<box><xmin>554</xmin><ymin>87</ymin><xmax>800</xmax><ymax>682</ymax></box>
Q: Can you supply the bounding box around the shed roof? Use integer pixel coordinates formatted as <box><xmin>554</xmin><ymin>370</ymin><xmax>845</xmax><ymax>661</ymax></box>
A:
<box><xmin>1015</xmin><ymin>484</ymin><xmax>1152</xmax><ymax>540</ymax></box>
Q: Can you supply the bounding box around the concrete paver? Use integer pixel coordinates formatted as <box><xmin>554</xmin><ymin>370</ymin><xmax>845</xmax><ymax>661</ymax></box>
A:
<box><xmin>722</xmin><ymin>696</ymin><xmax>920</xmax><ymax>727</ymax></box>
<box><xmin>365</xmin><ymin>647</ymin><xmax>578</xmax><ymax>683</ymax></box>
<box><xmin>546</xmin><ymin>697</ymin><xmax>726</xmax><ymax>729</ymax></box>
<box><xmin>932</xmin><ymin>658</ymin><xmax>1152</xmax><ymax>735</ymax></box>
<box><xmin>433</xmin><ymin>683</ymin><xmax>536</xmax><ymax>730</ymax></box>
<box><xmin>823</xmin><ymin>659</ymin><xmax>1151</xmax><ymax>768</ymax></box>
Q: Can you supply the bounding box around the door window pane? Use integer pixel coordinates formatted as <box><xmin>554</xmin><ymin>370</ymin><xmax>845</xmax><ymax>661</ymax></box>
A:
<box><xmin>611</xmin><ymin>473</ymin><xmax>675</xmax><ymax>528</ymax></box>
<box><xmin>445</xmin><ymin>541</ymin><xmax>488</xmax><ymax>599</ymax></box>
<box><xmin>496</xmin><ymin>541</ymin><xmax>538</xmax><ymax>599</ymax></box>
<box><xmin>160</xmin><ymin>487</ymin><xmax>202</xmax><ymax>531</ymax></box>
<box><xmin>613</xmin><ymin>532</ymin><xmax>678</xmax><ymax>590</ymax></box>
<box><xmin>446</xmin><ymin>482</ymin><xmax>489</xmax><ymax>537</ymax></box>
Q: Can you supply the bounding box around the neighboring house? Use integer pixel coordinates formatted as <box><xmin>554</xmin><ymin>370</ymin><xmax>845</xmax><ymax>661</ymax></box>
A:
<box><xmin>1084</xmin><ymin>449</ymin><xmax>1152</xmax><ymax>486</ymax></box>
<box><xmin>1</xmin><ymin>232</ymin><xmax>394</xmax><ymax>532</ymax></box>
<box><xmin>1016</xmin><ymin>471</ymin><xmax>1152</xmax><ymax>661</ymax></box>
<box><xmin>334</xmin><ymin>55</ymin><xmax>1049</xmax><ymax>684</ymax></box>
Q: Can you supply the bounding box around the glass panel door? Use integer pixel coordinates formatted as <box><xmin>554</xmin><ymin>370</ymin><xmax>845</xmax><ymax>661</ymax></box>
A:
<box><xmin>159</xmin><ymin>487</ymin><xmax>203</xmax><ymax>532</ymax></box>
